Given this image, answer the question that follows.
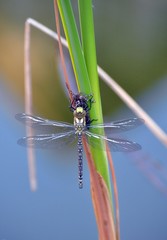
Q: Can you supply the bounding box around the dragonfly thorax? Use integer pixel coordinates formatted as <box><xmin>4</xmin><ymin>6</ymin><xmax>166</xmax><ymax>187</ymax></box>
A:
<box><xmin>73</xmin><ymin>107</ymin><xmax>86</xmax><ymax>133</ymax></box>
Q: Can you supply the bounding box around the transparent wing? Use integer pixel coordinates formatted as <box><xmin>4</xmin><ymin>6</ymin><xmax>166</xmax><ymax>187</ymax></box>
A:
<box><xmin>85</xmin><ymin>131</ymin><xmax>141</xmax><ymax>152</ymax></box>
<box><xmin>88</xmin><ymin>118</ymin><xmax>144</xmax><ymax>135</ymax></box>
<box><xmin>15</xmin><ymin>113</ymin><xmax>74</xmax><ymax>133</ymax></box>
<box><xmin>17</xmin><ymin>131</ymin><xmax>76</xmax><ymax>149</ymax></box>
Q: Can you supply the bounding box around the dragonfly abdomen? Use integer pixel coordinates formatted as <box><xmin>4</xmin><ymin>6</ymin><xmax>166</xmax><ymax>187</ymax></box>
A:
<box><xmin>78</xmin><ymin>133</ymin><xmax>83</xmax><ymax>189</ymax></box>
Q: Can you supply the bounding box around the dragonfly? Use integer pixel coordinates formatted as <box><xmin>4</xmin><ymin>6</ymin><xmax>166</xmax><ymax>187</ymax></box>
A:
<box><xmin>16</xmin><ymin>93</ymin><xmax>143</xmax><ymax>188</ymax></box>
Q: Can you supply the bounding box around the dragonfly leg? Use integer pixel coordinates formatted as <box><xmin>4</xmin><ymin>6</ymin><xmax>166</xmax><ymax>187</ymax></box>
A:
<box><xmin>85</xmin><ymin>94</ymin><xmax>95</xmax><ymax>111</ymax></box>
<box><xmin>86</xmin><ymin>117</ymin><xmax>98</xmax><ymax>127</ymax></box>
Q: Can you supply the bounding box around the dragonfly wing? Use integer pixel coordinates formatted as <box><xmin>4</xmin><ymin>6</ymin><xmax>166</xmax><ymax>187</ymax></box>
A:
<box><xmin>15</xmin><ymin>113</ymin><xmax>74</xmax><ymax>133</ymax></box>
<box><xmin>85</xmin><ymin>131</ymin><xmax>141</xmax><ymax>152</ymax></box>
<box><xmin>88</xmin><ymin>118</ymin><xmax>144</xmax><ymax>135</ymax></box>
<box><xmin>17</xmin><ymin>131</ymin><xmax>76</xmax><ymax>149</ymax></box>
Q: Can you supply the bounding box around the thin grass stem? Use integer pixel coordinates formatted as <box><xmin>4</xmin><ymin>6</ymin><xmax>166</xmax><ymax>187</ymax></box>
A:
<box><xmin>54</xmin><ymin>0</ymin><xmax>73</xmax><ymax>98</ymax></box>
<box><xmin>24</xmin><ymin>20</ymin><xmax>37</xmax><ymax>191</ymax></box>
<box><xmin>106</xmin><ymin>145</ymin><xmax>120</xmax><ymax>240</ymax></box>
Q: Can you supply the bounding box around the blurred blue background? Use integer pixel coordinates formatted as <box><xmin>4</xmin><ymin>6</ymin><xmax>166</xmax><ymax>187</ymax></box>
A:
<box><xmin>0</xmin><ymin>1</ymin><xmax>167</xmax><ymax>240</ymax></box>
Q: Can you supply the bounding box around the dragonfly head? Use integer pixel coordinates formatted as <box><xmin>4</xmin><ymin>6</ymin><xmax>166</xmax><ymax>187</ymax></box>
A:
<box><xmin>74</xmin><ymin>107</ymin><xmax>86</xmax><ymax>119</ymax></box>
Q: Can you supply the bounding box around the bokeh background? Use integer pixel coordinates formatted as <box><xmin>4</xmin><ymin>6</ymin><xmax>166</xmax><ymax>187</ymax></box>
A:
<box><xmin>0</xmin><ymin>0</ymin><xmax>167</xmax><ymax>239</ymax></box>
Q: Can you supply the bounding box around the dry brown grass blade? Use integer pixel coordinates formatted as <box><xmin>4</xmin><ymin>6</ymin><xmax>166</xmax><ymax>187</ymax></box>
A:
<box><xmin>24</xmin><ymin>20</ymin><xmax>37</xmax><ymax>191</ymax></box>
<box><xmin>83</xmin><ymin>136</ymin><xmax>116</xmax><ymax>240</ymax></box>
<box><xmin>106</xmin><ymin>145</ymin><xmax>120</xmax><ymax>240</ymax></box>
<box><xmin>54</xmin><ymin>0</ymin><xmax>72</xmax><ymax>100</ymax></box>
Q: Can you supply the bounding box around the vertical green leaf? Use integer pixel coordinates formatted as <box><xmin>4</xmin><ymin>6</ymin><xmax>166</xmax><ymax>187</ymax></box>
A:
<box><xmin>57</xmin><ymin>0</ymin><xmax>91</xmax><ymax>93</ymax></box>
<box><xmin>57</xmin><ymin>0</ymin><xmax>112</xmax><ymax>193</ymax></box>
<box><xmin>78</xmin><ymin>0</ymin><xmax>111</xmax><ymax>192</ymax></box>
